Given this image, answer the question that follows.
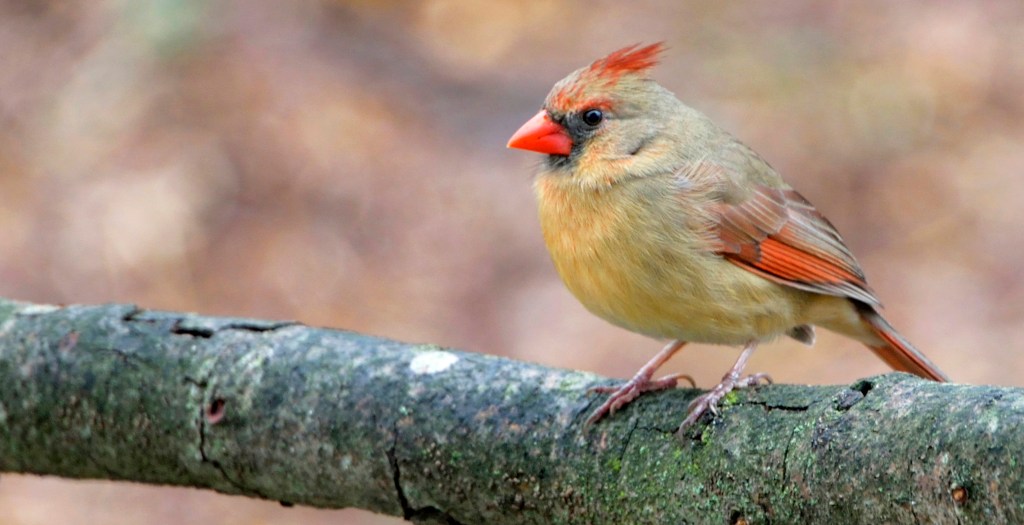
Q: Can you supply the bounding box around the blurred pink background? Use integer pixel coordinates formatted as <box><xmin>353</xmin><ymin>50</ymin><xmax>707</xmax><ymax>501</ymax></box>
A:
<box><xmin>2</xmin><ymin>1</ymin><xmax>1023</xmax><ymax>523</ymax></box>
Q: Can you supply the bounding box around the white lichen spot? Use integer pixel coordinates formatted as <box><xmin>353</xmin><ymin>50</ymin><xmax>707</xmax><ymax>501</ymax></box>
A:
<box><xmin>0</xmin><ymin>319</ymin><xmax>14</xmax><ymax>337</ymax></box>
<box><xmin>17</xmin><ymin>304</ymin><xmax>60</xmax><ymax>315</ymax></box>
<box><xmin>305</xmin><ymin>346</ymin><xmax>327</xmax><ymax>360</ymax></box>
<box><xmin>519</xmin><ymin>368</ymin><xmax>543</xmax><ymax>382</ymax></box>
<box><xmin>409</xmin><ymin>350</ymin><xmax>459</xmax><ymax>375</ymax></box>
<box><xmin>987</xmin><ymin>416</ymin><xmax>999</xmax><ymax>434</ymax></box>
<box><xmin>340</xmin><ymin>454</ymin><xmax>352</xmax><ymax>470</ymax></box>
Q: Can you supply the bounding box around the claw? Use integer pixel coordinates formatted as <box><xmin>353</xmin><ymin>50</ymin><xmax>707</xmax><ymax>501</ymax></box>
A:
<box><xmin>586</xmin><ymin>374</ymin><xmax>684</xmax><ymax>425</ymax></box>
<box><xmin>586</xmin><ymin>340</ymin><xmax>689</xmax><ymax>425</ymax></box>
<box><xmin>676</xmin><ymin>341</ymin><xmax>767</xmax><ymax>434</ymax></box>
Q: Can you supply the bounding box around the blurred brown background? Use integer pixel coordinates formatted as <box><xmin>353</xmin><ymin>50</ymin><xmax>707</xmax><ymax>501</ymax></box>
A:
<box><xmin>2</xmin><ymin>1</ymin><xmax>1023</xmax><ymax>523</ymax></box>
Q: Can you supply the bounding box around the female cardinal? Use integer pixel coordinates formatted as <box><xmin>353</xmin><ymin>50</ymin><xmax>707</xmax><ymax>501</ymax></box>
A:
<box><xmin>507</xmin><ymin>43</ymin><xmax>948</xmax><ymax>432</ymax></box>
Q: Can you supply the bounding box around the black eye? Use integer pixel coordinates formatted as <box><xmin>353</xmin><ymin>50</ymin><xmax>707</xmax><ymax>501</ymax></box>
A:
<box><xmin>581</xmin><ymin>109</ymin><xmax>604</xmax><ymax>127</ymax></box>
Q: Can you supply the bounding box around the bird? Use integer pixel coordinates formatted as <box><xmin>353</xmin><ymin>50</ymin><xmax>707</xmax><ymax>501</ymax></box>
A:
<box><xmin>506</xmin><ymin>43</ymin><xmax>948</xmax><ymax>433</ymax></box>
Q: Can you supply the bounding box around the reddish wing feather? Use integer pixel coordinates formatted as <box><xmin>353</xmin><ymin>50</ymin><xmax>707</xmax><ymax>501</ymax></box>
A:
<box><xmin>715</xmin><ymin>186</ymin><xmax>880</xmax><ymax>305</ymax></box>
<box><xmin>709</xmin><ymin>174</ymin><xmax>946</xmax><ymax>381</ymax></box>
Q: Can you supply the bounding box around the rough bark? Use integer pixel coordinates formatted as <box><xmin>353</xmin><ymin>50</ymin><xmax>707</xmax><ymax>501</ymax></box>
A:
<box><xmin>0</xmin><ymin>298</ymin><xmax>1018</xmax><ymax>524</ymax></box>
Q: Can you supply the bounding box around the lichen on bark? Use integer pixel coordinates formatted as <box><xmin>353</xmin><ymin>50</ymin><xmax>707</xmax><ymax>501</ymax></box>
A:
<box><xmin>0</xmin><ymin>298</ymin><xmax>1021</xmax><ymax>524</ymax></box>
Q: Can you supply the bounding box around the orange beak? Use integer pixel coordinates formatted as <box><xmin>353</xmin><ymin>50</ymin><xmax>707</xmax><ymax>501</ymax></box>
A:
<box><xmin>507</xmin><ymin>110</ymin><xmax>573</xmax><ymax>156</ymax></box>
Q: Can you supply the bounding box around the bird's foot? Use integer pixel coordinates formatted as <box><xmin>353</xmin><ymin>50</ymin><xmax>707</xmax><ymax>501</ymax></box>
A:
<box><xmin>676</xmin><ymin>371</ymin><xmax>771</xmax><ymax>433</ymax></box>
<box><xmin>586</xmin><ymin>372</ymin><xmax>695</xmax><ymax>426</ymax></box>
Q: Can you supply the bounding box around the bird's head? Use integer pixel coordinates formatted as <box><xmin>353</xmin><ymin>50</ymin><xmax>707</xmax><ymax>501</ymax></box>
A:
<box><xmin>508</xmin><ymin>43</ymin><xmax>682</xmax><ymax>181</ymax></box>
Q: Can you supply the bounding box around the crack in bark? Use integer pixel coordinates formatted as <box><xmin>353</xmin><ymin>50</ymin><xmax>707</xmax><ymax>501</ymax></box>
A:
<box><xmin>617</xmin><ymin>417</ymin><xmax>640</xmax><ymax>479</ymax></box>
<box><xmin>220</xmin><ymin>321</ymin><xmax>299</xmax><ymax>333</ymax></box>
<box><xmin>387</xmin><ymin>426</ymin><xmax>412</xmax><ymax>518</ymax></box>
<box><xmin>121</xmin><ymin>305</ymin><xmax>298</xmax><ymax>339</ymax></box>
<box><xmin>575</xmin><ymin>394</ymin><xmax>602</xmax><ymax>426</ymax></box>
<box><xmin>388</xmin><ymin>423</ymin><xmax>465</xmax><ymax>524</ymax></box>
<box><xmin>171</xmin><ymin>319</ymin><xmax>299</xmax><ymax>339</ymax></box>
<box><xmin>748</xmin><ymin>400</ymin><xmax>810</xmax><ymax>413</ymax></box>
<box><xmin>636</xmin><ymin>421</ymin><xmax>680</xmax><ymax>436</ymax></box>
<box><xmin>189</xmin><ymin>375</ymin><xmax>258</xmax><ymax>499</ymax></box>
<box><xmin>851</xmin><ymin>379</ymin><xmax>875</xmax><ymax>396</ymax></box>
<box><xmin>781</xmin><ymin>421</ymin><xmax>797</xmax><ymax>483</ymax></box>
<box><xmin>172</xmin><ymin>323</ymin><xmax>216</xmax><ymax>338</ymax></box>
<box><xmin>197</xmin><ymin>404</ymin><xmax>251</xmax><ymax>496</ymax></box>
<box><xmin>120</xmin><ymin>306</ymin><xmax>144</xmax><ymax>322</ymax></box>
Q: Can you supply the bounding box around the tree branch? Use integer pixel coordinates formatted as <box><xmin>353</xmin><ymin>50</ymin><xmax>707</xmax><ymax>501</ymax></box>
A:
<box><xmin>0</xmin><ymin>298</ymin><xmax>1018</xmax><ymax>524</ymax></box>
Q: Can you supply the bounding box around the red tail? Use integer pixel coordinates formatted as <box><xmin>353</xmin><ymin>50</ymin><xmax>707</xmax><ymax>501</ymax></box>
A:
<box><xmin>858</xmin><ymin>305</ymin><xmax>948</xmax><ymax>382</ymax></box>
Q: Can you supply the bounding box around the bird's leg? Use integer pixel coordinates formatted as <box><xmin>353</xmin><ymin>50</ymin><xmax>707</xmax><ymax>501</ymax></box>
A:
<box><xmin>586</xmin><ymin>340</ymin><xmax>693</xmax><ymax>425</ymax></box>
<box><xmin>677</xmin><ymin>340</ymin><xmax>771</xmax><ymax>433</ymax></box>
